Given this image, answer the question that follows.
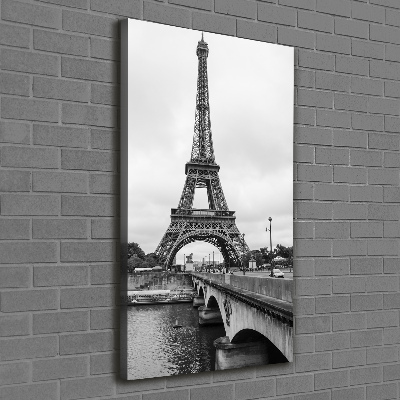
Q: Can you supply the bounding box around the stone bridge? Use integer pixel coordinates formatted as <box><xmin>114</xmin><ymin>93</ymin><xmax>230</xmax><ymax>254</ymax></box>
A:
<box><xmin>191</xmin><ymin>272</ymin><xmax>293</xmax><ymax>369</ymax></box>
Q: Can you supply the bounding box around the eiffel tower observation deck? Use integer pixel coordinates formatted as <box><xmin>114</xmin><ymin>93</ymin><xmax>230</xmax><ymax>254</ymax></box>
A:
<box><xmin>155</xmin><ymin>33</ymin><xmax>249</xmax><ymax>269</ymax></box>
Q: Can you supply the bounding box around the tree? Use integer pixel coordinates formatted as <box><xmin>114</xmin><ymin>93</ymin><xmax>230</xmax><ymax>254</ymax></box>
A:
<box><xmin>127</xmin><ymin>242</ymin><xmax>145</xmax><ymax>260</ymax></box>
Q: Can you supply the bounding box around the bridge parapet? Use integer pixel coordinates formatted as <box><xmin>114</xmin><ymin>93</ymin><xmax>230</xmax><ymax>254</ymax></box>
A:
<box><xmin>191</xmin><ymin>272</ymin><xmax>292</xmax><ymax>303</ymax></box>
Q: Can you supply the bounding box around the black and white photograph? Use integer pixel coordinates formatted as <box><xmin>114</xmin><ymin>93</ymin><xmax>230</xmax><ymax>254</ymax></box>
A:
<box><xmin>120</xmin><ymin>19</ymin><xmax>294</xmax><ymax>381</ymax></box>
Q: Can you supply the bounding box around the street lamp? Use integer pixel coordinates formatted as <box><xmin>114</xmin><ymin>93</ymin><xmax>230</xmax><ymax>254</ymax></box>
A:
<box><xmin>183</xmin><ymin>253</ymin><xmax>185</xmax><ymax>273</ymax></box>
<box><xmin>267</xmin><ymin>217</ymin><xmax>273</xmax><ymax>273</ymax></box>
<box><xmin>242</xmin><ymin>233</ymin><xmax>246</xmax><ymax>275</ymax></box>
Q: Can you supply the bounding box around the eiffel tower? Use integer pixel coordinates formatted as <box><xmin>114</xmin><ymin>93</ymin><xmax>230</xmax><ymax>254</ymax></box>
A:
<box><xmin>155</xmin><ymin>33</ymin><xmax>249</xmax><ymax>268</ymax></box>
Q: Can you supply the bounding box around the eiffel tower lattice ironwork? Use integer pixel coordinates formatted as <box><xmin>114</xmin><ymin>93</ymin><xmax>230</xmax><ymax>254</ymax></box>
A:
<box><xmin>155</xmin><ymin>33</ymin><xmax>249</xmax><ymax>268</ymax></box>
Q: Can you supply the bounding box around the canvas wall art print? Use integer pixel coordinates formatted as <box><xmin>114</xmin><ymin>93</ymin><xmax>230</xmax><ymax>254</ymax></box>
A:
<box><xmin>120</xmin><ymin>19</ymin><xmax>294</xmax><ymax>380</ymax></box>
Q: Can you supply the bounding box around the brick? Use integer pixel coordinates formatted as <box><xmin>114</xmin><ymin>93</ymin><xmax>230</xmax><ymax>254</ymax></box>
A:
<box><xmin>294</xmin><ymin>145</ymin><xmax>313</xmax><ymax>163</ymax></box>
<box><xmin>298</xmin><ymin>89</ymin><xmax>332</xmax><ymax>108</ymax></box>
<box><xmin>368</xmin><ymin>346</ymin><xmax>399</xmax><ymax>365</ymax></box>
<box><xmin>316</xmin><ymin>33</ymin><xmax>351</xmax><ymax>54</ymax></box>
<box><xmin>371</xmin><ymin>23</ymin><xmax>400</xmax><ymax>45</ymax></box>
<box><xmin>368</xmin><ymin>204</ymin><xmax>399</xmax><ymax>220</ymax></box>
<box><xmin>369</xmin><ymin>168</ymin><xmax>399</xmax><ymax>185</ymax></box>
<box><xmin>215</xmin><ymin>0</ymin><xmax>256</xmax><ymax>19</ymax></box>
<box><xmin>298</xmin><ymin>164</ymin><xmax>332</xmax><ymax>182</ymax></box>
<box><xmin>316</xmin><ymin>71</ymin><xmax>350</xmax><ymax>92</ymax></box>
<box><xmin>384</xmin><ymin>258</ymin><xmax>399</xmax><ymax>274</ymax></box>
<box><xmin>350</xmin><ymin>149</ymin><xmax>382</xmax><ymax>167</ymax></box>
<box><xmin>0</xmin><ymin>219</ymin><xmax>30</xmax><ymax>239</ymax></box>
<box><xmin>0</xmin><ymin>362</ymin><xmax>30</xmax><ymax>385</ymax></box>
<box><xmin>385</xmin><ymin>116</ymin><xmax>400</xmax><ymax>133</ymax></box>
<box><xmin>335</xmin><ymin>17</ymin><xmax>369</xmax><ymax>39</ymax></box>
<box><xmin>371</xmin><ymin>60</ymin><xmax>400</xmax><ymax>80</ymax></box>
<box><xmin>61</xmin><ymin>286</ymin><xmax>115</xmax><ymax>309</ymax></box>
<box><xmin>332</xmin><ymin>348</ymin><xmax>366</xmax><ymax>367</ymax></box>
<box><xmin>351</xmin><ymin>258</ymin><xmax>383</xmax><ymax>275</ymax></box>
<box><xmin>295</xmin><ymin>239</ymin><xmax>332</xmax><ymax>257</ymax></box>
<box><xmin>91</xmin><ymin>83</ymin><xmax>118</xmax><ymax>106</ymax></box>
<box><xmin>1</xmin><ymin>289</ymin><xmax>58</xmax><ymax>312</ymax></box>
<box><xmin>298</xmin><ymin>10</ymin><xmax>333</xmax><ymax>33</ymax></box>
<box><xmin>91</xmin><ymin>128</ymin><xmax>118</xmax><ymax>150</ymax></box>
<box><xmin>294</xmin><ymin>221</ymin><xmax>313</xmax><ymax>239</ymax></box>
<box><xmin>63</xmin><ymin>10</ymin><xmax>118</xmax><ymax>38</ymax></box>
<box><xmin>91</xmin><ymin>37</ymin><xmax>119</xmax><ymax>61</ymax></box>
<box><xmin>333</xmin><ymin>239</ymin><xmax>367</xmax><ymax>256</ymax></box>
<box><xmin>314</xmin><ymin>369</ymin><xmax>349</xmax><ymax>389</ymax></box>
<box><xmin>0</xmin><ymin>242</ymin><xmax>57</xmax><ymax>264</ymax></box>
<box><xmin>366</xmin><ymin>275</ymin><xmax>398</xmax><ymax>293</ymax></box>
<box><xmin>383</xmin><ymin>363</ymin><xmax>400</xmax><ymax>381</ymax></box>
<box><xmin>34</xmin><ymin>30</ymin><xmax>88</xmax><ymax>57</ymax></box>
<box><xmin>370</xmin><ymin>133</ymin><xmax>399</xmax><ymax>150</ymax></box>
<box><xmin>60</xmin><ymin>331</ymin><xmax>115</xmax><ymax>355</ymax></box>
<box><xmin>278</xmin><ymin>26</ymin><xmax>315</xmax><ymax>49</ymax></box>
<box><xmin>144</xmin><ymin>3</ymin><xmax>191</xmax><ymax>30</ymax></box>
<box><xmin>235</xmin><ymin>378</ymin><xmax>275</xmax><ymax>399</ymax></box>
<box><xmin>299</xmin><ymin>50</ymin><xmax>334</xmax><ymax>71</ymax></box>
<box><xmin>317</xmin><ymin>109</ymin><xmax>351</xmax><ymax>129</ymax></box>
<box><xmin>385</xmin><ymin>80</ymin><xmax>400</xmax><ymax>98</ymax></box>
<box><xmin>315</xmin><ymin>184</ymin><xmax>348</xmax><ymax>201</ymax></box>
<box><xmin>295</xmin><ymin>126</ymin><xmax>332</xmax><ymax>146</ymax></box>
<box><xmin>296</xmin><ymin>277</ymin><xmax>332</xmax><ymax>296</ymax></box>
<box><xmin>2</xmin><ymin>0</ymin><xmax>61</xmax><ymax>28</ymax></box>
<box><xmin>337</xmin><ymin>55</ymin><xmax>369</xmax><ymax>75</ymax></box>
<box><xmin>315</xmin><ymin>332</ymin><xmax>350</xmax><ymax>351</ymax></box>
<box><xmin>276</xmin><ymin>374</ymin><xmax>313</xmax><ymax>395</ymax></box>
<box><xmin>366</xmin><ymin>383</ymin><xmax>398</xmax><ymax>400</ymax></box>
<box><xmin>62</xmin><ymin>195</ymin><xmax>116</xmax><ymax>216</ymax></box>
<box><xmin>33</xmin><ymin>171</ymin><xmax>87</xmax><ymax>194</ymax></box>
<box><xmin>297</xmin><ymin>202</ymin><xmax>332</xmax><ymax>219</ymax></box>
<box><xmin>315</xmin><ymin>221</ymin><xmax>349</xmax><ymax>238</ymax></box>
<box><xmin>278</xmin><ymin>0</ymin><xmax>315</xmax><ymax>10</ymax></box>
<box><xmin>351</xmin><ymin>222</ymin><xmax>383</xmax><ymax>238</ymax></box>
<box><xmin>0</xmin><ymin>72</ymin><xmax>30</xmax><ymax>96</ymax></box>
<box><xmin>258</xmin><ymin>3</ymin><xmax>296</xmax><ymax>26</ymax></box>
<box><xmin>384</xmin><ymin>221</ymin><xmax>400</xmax><ymax>237</ymax></box>
<box><xmin>2</xmin><ymin>146</ymin><xmax>58</xmax><ymax>169</ymax></box>
<box><xmin>367</xmin><ymin>310</ymin><xmax>399</xmax><ymax>328</ymax></box>
<box><xmin>351</xmin><ymin>76</ymin><xmax>383</xmax><ymax>96</ymax></box>
<box><xmin>316</xmin><ymin>0</ymin><xmax>351</xmax><ymax>17</ymax></box>
<box><xmin>0</xmin><ymin>23</ymin><xmax>30</xmax><ymax>48</ymax></box>
<box><xmin>351</xmin><ymin>329</ymin><xmax>383</xmax><ymax>348</ymax></box>
<box><xmin>332</xmin><ymin>387</ymin><xmax>365</xmax><ymax>400</ymax></box>
<box><xmin>62</xmin><ymin>103</ymin><xmax>117</xmax><ymax>128</ymax></box>
<box><xmin>335</xmin><ymin>93</ymin><xmax>368</xmax><ymax>112</ymax></box>
<box><xmin>368</xmin><ymin>240</ymin><xmax>399</xmax><ymax>256</ymax></box>
<box><xmin>33</xmin><ymin>356</ymin><xmax>88</xmax><ymax>381</ymax></box>
<box><xmin>1</xmin><ymin>194</ymin><xmax>60</xmax><ymax>216</ymax></box>
<box><xmin>352</xmin><ymin>113</ymin><xmax>384</xmax><ymax>131</ymax></box>
<box><xmin>314</xmin><ymin>258</ymin><xmax>349</xmax><ymax>276</ymax></box>
<box><xmin>316</xmin><ymin>295</ymin><xmax>350</xmax><ymax>313</ymax></box>
<box><xmin>90</xmin><ymin>308</ymin><xmax>117</xmax><ymax>329</ymax></box>
<box><xmin>90</xmin><ymin>352</ymin><xmax>117</xmax><ymax>375</ymax></box>
<box><xmin>0</xmin><ymin>314</ymin><xmax>30</xmax><ymax>337</ymax></box>
<box><xmin>2</xmin><ymin>97</ymin><xmax>59</xmax><ymax>123</ymax></box>
<box><xmin>91</xmin><ymin>219</ymin><xmax>118</xmax><ymax>239</ymax></box>
<box><xmin>1</xmin><ymin>48</ymin><xmax>58</xmax><ymax>76</ymax></box>
<box><xmin>351</xmin><ymin>293</ymin><xmax>383</xmax><ymax>311</ymax></box>
<box><xmin>293</xmin><ymin>335</ymin><xmax>315</xmax><ymax>354</ymax></box>
<box><xmin>296</xmin><ymin>315</ymin><xmax>331</xmax><ymax>334</ymax></box>
<box><xmin>333</xmin><ymin>276</ymin><xmax>365</xmax><ymax>294</ymax></box>
<box><xmin>295</xmin><ymin>353</ymin><xmax>331</xmax><ymax>373</ymax></box>
<box><xmin>91</xmin><ymin>0</ymin><xmax>141</xmax><ymax>17</ymax></box>
<box><xmin>33</xmin><ymin>124</ymin><xmax>88</xmax><ymax>148</ymax></box>
<box><xmin>352</xmin><ymin>2</ymin><xmax>385</xmax><ymax>23</ymax></box>
<box><xmin>316</xmin><ymin>147</ymin><xmax>349</xmax><ymax>165</ymax></box>
<box><xmin>0</xmin><ymin>266</ymin><xmax>30</xmax><ymax>288</ymax></box>
<box><xmin>34</xmin><ymin>265</ymin><xmax>88</xmax><ymax>287</ymax></box>
<box><xmin>333</xmin><ymin>203</ymin><xmax>367</xmax><ymax>220</ymax></box>
<box><xmin>386</xmin><ymin>44</ymin><xmax>400</xmax><ymax>63</ymax></box>
<box><xmin>62</xmin><ymin>149</ymin><xmax>116</xmax><ymax>171</ymax></box>
<box><xmin>384</xmin><ymin>152</ymin><xmax>400</xmax><ymax>168</ymax></box>
<box><xmin>295</xmin><ymin>68</ymin><xmax>315</xmax><ymax>88</ymax></box>
<box><xmin>62</xmin><ymin>57</ymin><xmax>117</xmax><ymax>83</ymax></box>
<box><xmin>294</xmin><ymin>106</ymin><xmax>316</xmax><ymax>125</ymax></box>
<box><xmin>236</xmin><ymin>19</ymin><xmax>277</xmax><ymax>43</ymax></box>
<box><xmin>33</xmin><ymin>310</ymin><xmax>89</xmax><ymax>334</ymax></box>
<box><xmin>61</xmin><ymin>375</ymin><xmax>115</xmax><ymax>399</ymax></box>
<box><xmin>334</xmin><ymin>166</ymin><xmax>366</xmax><ymax>184</ymax></box>
<box><xmin>0</xmin><ymin>170</ymin><xmax>30</xmax><ymax>192</ymax></box>
<box><xmin>39</xmin><ymin>0</ymin><xmax>87</xmax><ymax>8</ymax></box>
<box><xmin>61</xmin><ymin>241</ymin><xmax>115</xmax><ymax>262</ymax></box>
<box><xmin>166</xmin><ymin>372</ymin><xmax>213</xmax><ymax>388</ymax></box>
<box><xmin>169</xmin><ymin>0</ymin><xmax>212</xmax><ymax>11</ymax></box>
<box><xmin>384</xmin><ymin>327</ymin><xmax>400</xmax><ymax>345</ymax></box>
<box><xmin>0</xmin><ymin>382</ymin><xmax>58</xmax><ymax>400</ymax></box>
<box><xmin>90</xmin><ymin>174</ymin><xmax>118</xmax><ymax>194</ymax></box>
<box><xmin>33</xmin><ymin>219</ymin><xmax>86</xmax><ymax>239</ymax></box>
<box><xmin>33</xmin><ymin>76</ymin><xmax>89</xmax><ymax>103</ymax></box>
<box><xmin>333</xmin><ymin>129</ymin><xmax>367</xmax><ymax>148</ymax></box>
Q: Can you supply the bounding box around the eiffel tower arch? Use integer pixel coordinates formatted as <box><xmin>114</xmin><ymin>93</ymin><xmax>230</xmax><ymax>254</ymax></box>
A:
<box><xmin>155</xmin><ymin>34</ymin><xmax>249</xmax><ymax>269</ymax></box>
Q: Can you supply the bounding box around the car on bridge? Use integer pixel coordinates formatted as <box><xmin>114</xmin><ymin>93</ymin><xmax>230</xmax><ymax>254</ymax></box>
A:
<box><xmin>271</xmin><ymin>268</ymin><xmax>284</xmax><ymax>278</ymax></box>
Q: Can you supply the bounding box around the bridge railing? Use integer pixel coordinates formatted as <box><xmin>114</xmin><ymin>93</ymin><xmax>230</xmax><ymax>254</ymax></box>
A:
<box><xmin>191</xmin><ymin>272</ymin><xmax>292</xmax><ymax>303</ymax></box>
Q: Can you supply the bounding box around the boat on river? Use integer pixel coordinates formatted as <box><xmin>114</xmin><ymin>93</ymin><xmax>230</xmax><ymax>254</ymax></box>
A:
<box><xmin>125</xmin><ymin>288</ymin><xmax>196</xmax><ymax>305</ymax></box>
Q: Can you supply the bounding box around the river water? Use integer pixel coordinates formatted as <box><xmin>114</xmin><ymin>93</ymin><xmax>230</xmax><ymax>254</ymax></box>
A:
<box><xmin>126</xmin><ymin>272</ymin><xmax>226</xmax><ymax>380</ymax></box>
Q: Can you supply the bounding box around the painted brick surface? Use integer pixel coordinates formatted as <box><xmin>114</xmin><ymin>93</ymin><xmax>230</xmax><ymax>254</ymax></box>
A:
<box><xmin>1</xmin><ymin>1</ymin><xmax>400</xmax><ymax>400</ymax></box>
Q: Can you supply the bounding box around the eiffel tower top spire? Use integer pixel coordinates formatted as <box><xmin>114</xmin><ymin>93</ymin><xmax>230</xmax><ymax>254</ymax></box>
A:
<box><xmin>190</xmin><ymin>33</ymin><xmax>216</xmax><ymax>165</ymax></box>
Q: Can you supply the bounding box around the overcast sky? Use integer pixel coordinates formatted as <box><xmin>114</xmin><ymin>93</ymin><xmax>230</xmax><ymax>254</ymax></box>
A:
<box><xmin>127</xmin><ymin>20</ymin><xmax>294</xmax><ymax>264</ymax></box>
